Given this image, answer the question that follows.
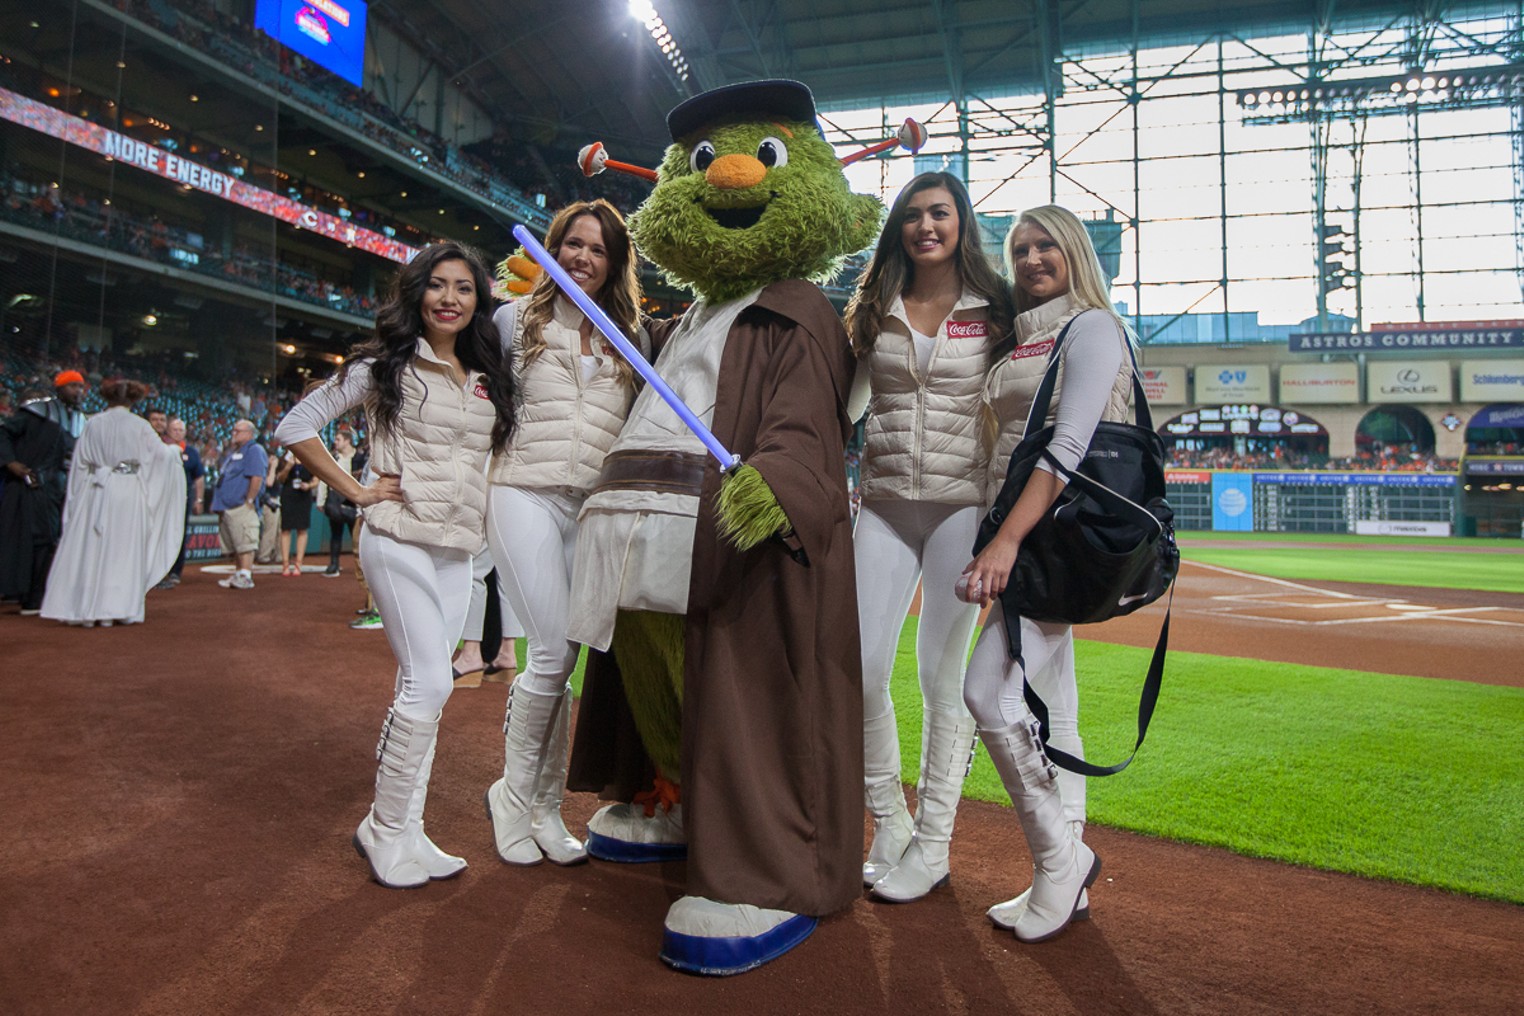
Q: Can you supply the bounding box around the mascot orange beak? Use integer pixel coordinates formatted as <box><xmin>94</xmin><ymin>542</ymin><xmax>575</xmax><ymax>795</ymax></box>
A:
<box><xmin>577</xmin><ymin>118</ymin><xmax>927</xmax><ymax>183</ymax></box>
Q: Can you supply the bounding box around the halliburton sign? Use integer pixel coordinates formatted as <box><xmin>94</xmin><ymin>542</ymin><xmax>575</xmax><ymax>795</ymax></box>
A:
<box><xmin>1279</xmin><ymin>362</ymin><xmax>1358</xmax><ymax>404</ymax></box>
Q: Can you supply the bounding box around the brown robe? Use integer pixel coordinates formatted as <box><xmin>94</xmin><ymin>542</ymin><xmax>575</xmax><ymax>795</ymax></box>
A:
<box><xmin>569</xmin><ymin>279</ymin><xmax>864</xmax><ymax>917</ymax></box>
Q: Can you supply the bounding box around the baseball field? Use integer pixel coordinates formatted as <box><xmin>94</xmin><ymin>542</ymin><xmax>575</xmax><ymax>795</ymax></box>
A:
<box><xmin>2</xmin><ymin>533</ymin><xmax>1520</xmax><ymax>1014</ymax></box>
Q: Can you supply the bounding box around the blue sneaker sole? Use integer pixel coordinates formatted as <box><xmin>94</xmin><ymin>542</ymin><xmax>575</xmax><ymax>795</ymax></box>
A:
<box><xmin>586</xmin><ymin>832</ymin><xmax>687</xmax><ymax>863</ymax></box>
<box><xmin>660</xmin><ymin>913</ymin><xmax>817</xmax><ymax>976</ymax></box>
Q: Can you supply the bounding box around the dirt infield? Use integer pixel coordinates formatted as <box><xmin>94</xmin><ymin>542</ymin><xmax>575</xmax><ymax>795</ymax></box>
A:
<box><xmin>1097</xmin><ymin>560</ymin><xmax>1524</xmax><ymax>687</ymax></box>
<box><xmin>2</xmin><ymin>562</ymin><xmax>1521</xmax><ymax>1015</ymax></box>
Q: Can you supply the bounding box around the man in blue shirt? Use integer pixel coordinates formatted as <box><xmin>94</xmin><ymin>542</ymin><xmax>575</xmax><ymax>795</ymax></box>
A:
<box><xmin>210</xmin><ymin>419</ymin><xmax>267</xmax><ymax>589</ymax></box>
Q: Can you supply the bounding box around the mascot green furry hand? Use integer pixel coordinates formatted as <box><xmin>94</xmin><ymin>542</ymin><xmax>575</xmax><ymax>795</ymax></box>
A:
<box><xmin>565</xmin><ymin>79</ymin><xmax>881</xmax><ymax>978</ymax></box>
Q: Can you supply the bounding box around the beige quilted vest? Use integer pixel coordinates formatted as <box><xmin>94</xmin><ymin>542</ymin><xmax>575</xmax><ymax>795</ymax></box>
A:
<box><xmin>983</xmin><ymin>295</ymin><xmax>1133</xmax><ymax>506</ymax></box>
<box><xmin>488</xmin><ymin>299</ymin><xmax>640</xmax><ymax>494</ymax></box>
<box><xmin>859</xmin><ymin>289</ymin><xmax>997</xmax><ymax>506</ymax></box>
<box><xmin>363</xmin><ymin>338</ymin><xmax>497</xmax><ymax>553</ymax></box>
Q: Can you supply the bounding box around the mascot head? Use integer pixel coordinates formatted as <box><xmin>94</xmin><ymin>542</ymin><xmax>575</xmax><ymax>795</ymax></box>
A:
<box><xmin>629</xmin><ymin>80</ymin><xmax>884</xmax><ymax>304</ymax></box>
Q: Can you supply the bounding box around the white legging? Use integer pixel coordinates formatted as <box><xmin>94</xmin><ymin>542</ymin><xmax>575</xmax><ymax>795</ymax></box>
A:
<box><xmin>855</xmin><ymin>498</ymin><xmax>981</xmax><ymax>720</ymax></box>
<box><xmin>964</xmin><ymin>611</ymin><xmax>1086</xmax><ymax>824</ymax></box>
<box><xmin>462</xmin><ymin>546</ymin><xmax>525</xmax><ymax>641</ymax></box>
<box><xmin>360</xmin><ymin>529</ymin><xmax>473</xmax><ymax>721</ymax></box>
<box><xmin>485</xmin><ymin>486</ymin><xmax>582</xmax><ymax>697</ymax></box>
<box><xmin>963</xmin><ymin>613</ymin><xmax>1078</xmax><ymax>734</ymax></box>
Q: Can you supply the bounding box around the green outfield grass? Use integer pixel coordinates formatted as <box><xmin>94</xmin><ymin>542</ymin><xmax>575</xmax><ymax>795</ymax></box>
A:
<box><xmin>1177</xmin><ymin>530</ymin><xmax>1515</xmax><ymax>548</ymax></box>
<box><xmin>882</xmin><ymin>626</ymin><xmax>1524</xmax><ymax>903</ymax></box>
<box><xmin>1174</xmin><ymin>530</ymin><xmax>1524</xmax><ymax>593</ymax></box>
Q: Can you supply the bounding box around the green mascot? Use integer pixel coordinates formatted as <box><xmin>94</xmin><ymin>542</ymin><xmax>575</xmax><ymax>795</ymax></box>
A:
<box><xmin>563</xmin><ymin>79</ymin><xmax>883</xmax><ymax>975</ymax></box>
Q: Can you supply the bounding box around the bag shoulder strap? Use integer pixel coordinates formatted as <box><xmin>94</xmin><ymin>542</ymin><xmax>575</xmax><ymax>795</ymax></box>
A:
<box><xmin>1025</xmin><ymin>312</ymin><xmax>1154</xmax><ymax>435</ymax></box>
<box><xmin>1016</xmin><ymin>584</ymin><xmax>1173</xmax><ymax>777</ymax></box>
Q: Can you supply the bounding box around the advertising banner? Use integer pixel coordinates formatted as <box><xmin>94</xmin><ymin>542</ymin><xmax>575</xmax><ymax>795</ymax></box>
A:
<box><xmin>1196</xmin><ymin>364</ymin><xmax>1272</xmax><ymax>403</ymax></box>
<box><xmin>1251</xmin><ymin>473</ymin><xmax>1455</xmax><ymax>487</ymax></box>
<box><xmin>185</xmin><ymin>515</ymin><xmax>225</xmax><ymax>561</ymax></box>
<box><xmin>1163</xmin><ymin>405</ymin><xmax>1325</xmax><ymax>438</ymax></box>
<box><xmin>1211</xmin><ymin>473</ymin><xmax>1254</xmax><ymax>531</ymax></box>
<box><xmin>1353</xmin><ymin>521</ymin><xmax>1452</xmax><ymax>537</ymax></box>
<box><xmin>1458</xmin><ymin>360</ymin><xmax>1524</xmax><ymax>402</ymax></box>
<box><xmin>0</xmin><ymin>86</ymin><xmax>418</xmax><ymax>264</ymax></box>
<box><xmin>1140</xmin><ymin>366</ymin><xmax>1187</xmax><ymax>405</ymax></box>
<box><xmin>1471</xmin><ymin>404</ymin><xmax>1524</xmax><ymax>429</ymax></box>
<box><xmin>1290</xmin><ymin>328</ymin><xmax>1524</xmax><ymax>352</ymax></box>
<box><xmin>1366</xmin><ymin>360</ymin><xmax>1452</xmax><ymax>403</ymax></box>
<box><xmin>1279</xmin><ymin>362</ymin><xmax>1358</xmax><ymax>404</ymax></box>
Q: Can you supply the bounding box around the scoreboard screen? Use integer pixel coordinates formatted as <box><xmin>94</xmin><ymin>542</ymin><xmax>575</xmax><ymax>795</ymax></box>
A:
<box><xmin>255</xmin><ymin>0</ymin><xmax>369</xmax><ymax>87</ymax></box>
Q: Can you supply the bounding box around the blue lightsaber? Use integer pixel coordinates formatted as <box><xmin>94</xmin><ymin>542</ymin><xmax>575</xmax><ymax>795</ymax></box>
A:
<box><xmin>511</xmin><ymin>224</ymin><xmax>741</xmax><ymax>472</ymax></box>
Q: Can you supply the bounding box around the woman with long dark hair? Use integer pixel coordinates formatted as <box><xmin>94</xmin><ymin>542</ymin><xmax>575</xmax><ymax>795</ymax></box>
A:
<box><xmin>275</xmin><ymin>240</ymin><xmax>515</xmax><ymax>888</ymax></box>
<box><xmin>843</xmin><ymin>172</ymin><xmax>1015</xmax><ymax>902</ymax></box>
<box><xmin>958</xmin><ymin>204</ymin><xmax>1136</xmax><ymax>941</ymax></box>
<box><xmin>482</xmin><ymin>199</ymin><xmax>646</xmax><ymax>867</ymax></box>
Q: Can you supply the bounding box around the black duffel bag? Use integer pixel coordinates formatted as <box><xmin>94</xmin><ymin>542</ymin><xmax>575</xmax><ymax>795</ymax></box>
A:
<box><xmin>975</xmin><ymin>314</ymin><xmax>1179</xmax><ymax>775</ymax></box>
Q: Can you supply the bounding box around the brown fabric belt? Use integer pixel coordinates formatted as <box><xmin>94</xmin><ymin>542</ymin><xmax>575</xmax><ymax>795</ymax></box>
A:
<box><xmin>591</xmin><ymin>450</ymin><xmax>708</xmax><ymax>497</ymax></box>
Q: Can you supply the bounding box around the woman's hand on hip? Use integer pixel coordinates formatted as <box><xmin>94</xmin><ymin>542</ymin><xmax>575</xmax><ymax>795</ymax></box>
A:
<box><xmin>351</xmin><ymin>474</ymin><xmax>404</xmax><ymax>508</ymax></box>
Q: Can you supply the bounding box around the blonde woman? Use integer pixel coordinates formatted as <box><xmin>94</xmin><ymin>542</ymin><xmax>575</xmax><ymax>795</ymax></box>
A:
<box><xmin>959</xmin><ymin>205</ymin><xmax>1135</xmax><ymax>942</ymax></box>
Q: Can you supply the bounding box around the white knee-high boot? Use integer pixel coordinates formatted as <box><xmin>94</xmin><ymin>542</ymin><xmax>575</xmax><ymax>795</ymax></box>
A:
<box><xmin>529</xmin><ymin>686</ymin><xmax>587</xmax><ymax>865</ymax></box>
<box><xmin>862</xmin><ymin>708</ymin><xmax>913</xmax><ymax>886</ymax></box>
<box><xmin>872</xmin><ymin>708</ymin><xmax>977</xmax><ymax>902</ymax></box>
<box><xmin>990</xmin><ymin>734</ymin><xmax>1089</xmax><ymax>928</ymax></box>
<box><xmin>406</xmin><ymin>736</ymin><xmax>467</xmax><ymax>879</ymax></box>
<box><xmin>353</xmin><ymin>708</ymin><xmax>436</xmax><ymax>889</ymax></box>
<box><xmin>981</xmin><ymin>718</ymin><xmax>1100</xmax><ymax>942</ymax></box>
<box><xmin>484</xmin><ymin>679</ymin><xmax>560</xmax><ymax>865</ymax></box>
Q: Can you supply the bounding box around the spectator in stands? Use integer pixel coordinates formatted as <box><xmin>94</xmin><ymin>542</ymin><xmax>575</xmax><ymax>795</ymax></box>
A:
<box><xmin>0</xmin><ymin>373</ymin><xmax>87</xmax><ymax>614</ymax></box>
<box><xmin>40</xmin><ymin>379</ymin><xmax>184</xmax><ymax>627</ymax></box>
<box><xmin>274</xmin><ymin>241</ymin><xmax>515</xmax><ymax>889</ymax></box>
<box><xmin>209</xmin><ymin>419</ymin><xmax>267</xmax><ymax>590</ymax></box>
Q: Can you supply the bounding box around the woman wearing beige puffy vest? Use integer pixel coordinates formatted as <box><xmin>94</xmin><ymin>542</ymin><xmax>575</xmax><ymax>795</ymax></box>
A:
<box><xmin>844</xmin><ymin>173</ymin><xmax>1016</xmax><ymax>903</ymax></box>
<box><xmin>276</xmin><ymin>241</ymin><xmax>516</xmax><ymax>889</ymax></box>
<box><xmin>957</xmin><ymin>204</ymin><xmax>1136</xmax><ymax>943</ymax></box>
<box><xmin>481</xmin><ymin>200</ymin><xmax>647</xmax><ymax>868</ymax></box>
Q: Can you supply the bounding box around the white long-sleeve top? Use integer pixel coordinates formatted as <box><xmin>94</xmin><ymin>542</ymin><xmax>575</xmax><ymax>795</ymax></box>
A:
<box><xmin>1035</xmin><ymin>308</ymin><xmax>1132</xmax><ymax>476</ymax></box>
<box><xmin>274</xmin><ymin>340</ymin><xmax>497</xmax><ymax>553</ymax></box>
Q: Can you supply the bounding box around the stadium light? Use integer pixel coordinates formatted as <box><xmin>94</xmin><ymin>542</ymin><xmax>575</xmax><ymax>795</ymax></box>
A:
<box><xmin>1237</xmin><ymin>62</ymin><xmax>1524</xmax><ymax>123</ymax></box>
<box><xmin>630</xmin><ymin>0</ymin><xmax>690</xmax><ymax>85</ymax></box>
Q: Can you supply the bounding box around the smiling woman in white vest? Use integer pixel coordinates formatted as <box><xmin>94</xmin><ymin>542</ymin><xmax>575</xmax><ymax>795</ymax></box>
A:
<box><xmin>275</xmin><ymin>240</ymin><xmax>516</xmax><ymax>889</ymax></box>
<box><xmin>481</xmin><ymin>199</ymin><xmax>648</xmax><ymax>869</ymax></box>
<box><xmin>843</xmin><ymin>172</ymin><xmax>1016</xmax><ymax>903</ymax></box>
<box><xmin>957</xmin><ymin>204</ymin><xmax>1136</xmax><ymax>943</ymax></box>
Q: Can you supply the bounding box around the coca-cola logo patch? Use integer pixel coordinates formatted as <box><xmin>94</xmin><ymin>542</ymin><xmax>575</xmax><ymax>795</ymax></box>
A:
<box><xmin>1012</xmin><ymin>338</ymin><xmax>1054</xmax><ymax>360</ymax></box>
<box><xmin>945</xmin><ymin>320</ymin><xmax>988</xmax><ymax>340</ymax></box>
<box><xmin>473</xmin><ymin>381</ymin><xmax>491</xmax><ymax>400</ymax></box>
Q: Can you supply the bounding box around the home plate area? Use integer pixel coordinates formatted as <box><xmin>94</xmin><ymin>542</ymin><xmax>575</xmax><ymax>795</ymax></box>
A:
<box><xmin>1194</xmin><ymin>563</ymin><xmax>1524</xmax><ymax>629</ymax></box>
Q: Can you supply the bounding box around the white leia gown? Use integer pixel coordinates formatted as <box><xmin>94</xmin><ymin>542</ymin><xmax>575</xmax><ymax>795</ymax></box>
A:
<box><xmin>41</xmin><ymin>407</ymin><xmax>186</xmax><ymax>626</ymax></box>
